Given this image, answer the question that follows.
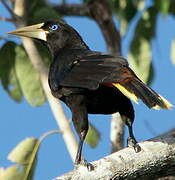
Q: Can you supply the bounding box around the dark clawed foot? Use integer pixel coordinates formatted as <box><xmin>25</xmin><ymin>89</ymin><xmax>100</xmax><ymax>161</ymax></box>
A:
<box><xmin>127</xmin><ymin>137</ymin><xmax>141</xmax><ymax>153</ymax></box>
<box><xmin>74</xmin><ymin>158</ymin><xmax>94</xmax><ymax>171</ymax></box>
<box><xmin>133</xmin><ymin>143</ymin><xmax>141</xmax><ymax>153</ymax></box>
<box><xmin>82</xmin><ymin>159</ymin><xmax>94</xmax><ymax>171</ymax></box>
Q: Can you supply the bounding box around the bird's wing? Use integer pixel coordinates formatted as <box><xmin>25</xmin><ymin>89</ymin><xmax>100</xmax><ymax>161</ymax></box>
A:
<box><xmin>60</xmin><ymin>54</ymin><xmax>130</xmax><ymax>90</ymax></box>
<box><xmin>60</xmin><ymin>54</ymin><xmax>172</xmax><ymax>109</ymax></box>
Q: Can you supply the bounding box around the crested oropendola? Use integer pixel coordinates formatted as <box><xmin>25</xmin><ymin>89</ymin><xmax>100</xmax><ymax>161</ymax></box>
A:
<box><xmin>8</xmin><ymin>20</ymin><xmax>173</xmax><ymax>169</ymax></box>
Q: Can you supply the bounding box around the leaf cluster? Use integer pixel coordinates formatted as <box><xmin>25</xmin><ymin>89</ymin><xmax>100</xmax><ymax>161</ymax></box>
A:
<box><xmin>111</xmin><ymin>0</ymin><xmax>174</xmax><ymax>84</ymax></box>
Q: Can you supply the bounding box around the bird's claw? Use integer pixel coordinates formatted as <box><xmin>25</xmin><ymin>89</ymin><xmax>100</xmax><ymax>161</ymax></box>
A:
<box><xmin>74</xmin><ymin>158</ymin><xmax>94</xmax><ymax>171</ymax></box>
<box><xmin>127</xmin><ymin>137</ymin><xmax>141</xmax><ymax>153</ymax></box>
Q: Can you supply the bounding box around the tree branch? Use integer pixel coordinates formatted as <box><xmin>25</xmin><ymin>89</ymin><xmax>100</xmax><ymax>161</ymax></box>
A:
<box><xmin>110</xmin><ymin>113</ymin><xmax>124</xmax><ymax>152</ymax></box>
<box><xmin>53</xmin><ymin>128</ymin><xmax>175</xmax><ymax>180</ymax></box>
<box><xmin>52</xmin><ymin>4</ymin><xmax>89</xmax><ymax>17</ymax></box>
<box><xmin>0</xmin><ymin>16</ymin><xmax>14</xmax><ymax>22</ymax></box>
<box><xmin>11</xmin><ymin>0</ymin><xmax>78</xmax><ymax>162</ymax></box>
<box><xmin>87</xmin><ymin>0</ymin><xmax>121</xmax><ymax>55</ymax></box>
<box><xmin>1</xmin><ymin>0</ymin><xmax>19</xmax><ymax>20</ymax></box>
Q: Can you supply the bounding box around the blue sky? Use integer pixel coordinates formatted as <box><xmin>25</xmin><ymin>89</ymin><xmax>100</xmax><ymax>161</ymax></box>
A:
<box><xmin>0</xmin><ymin>1</ymin><xmax>175</xmax><ymax>180</ymax></box>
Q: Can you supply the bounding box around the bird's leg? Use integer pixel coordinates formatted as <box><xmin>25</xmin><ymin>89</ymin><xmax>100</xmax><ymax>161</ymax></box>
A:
<box><xmin>127</xmin><ymin>122</ymin><xmax>141</xmax><ymax>152</ymax></box>
<box><xmin>68</xmin><ymin>95</ymin><xmax>94</xmax><ymax>171</ymax></box>
<box><xmin>73</xmin><ymin>113</ymin><xmax>94</xmax><ymax>171</ymax></box>
<box><xmin>126</xmin><ymin>120</ymin><xmax>141</xmax><ymax>152</ymax></box>
<box><xmin>75</xmin><ymin>139</ymin><xmax>84</xmax><ymax>164</ymax></box>
<box><xmin>74</xmin><ymin>134</ymin><xmax>93</xmax><ymax>171</ymax></box>
<box><xmin>121</xmin><ymin>115</ymin><xmax>141</xmax><ymax>153</ymax></box>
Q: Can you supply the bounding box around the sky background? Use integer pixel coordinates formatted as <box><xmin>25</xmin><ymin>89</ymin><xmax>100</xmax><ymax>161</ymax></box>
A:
<box><xmin>0</xmin><ymin>0</ymin><xmax>175</xmax><ymax>180</ymax></box>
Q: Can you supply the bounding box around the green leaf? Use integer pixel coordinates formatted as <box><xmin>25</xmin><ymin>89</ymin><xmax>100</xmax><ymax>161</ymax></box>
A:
<box><xmin>132</xmin><ymin>8</ymin><xmax>157</xmax><ymax>45</ymax></box>
<box><xmin>0</xmin><ymin>131</ymin><xmax>58</xmax><ymax>180</ymax></box>
<box><xmin>0</xmin><ymin>42</ymin><xmax>46</xmax><ymax>106</ymax></box>
<box><xmin>0</xmin><ymin>42</ymin><xmax>22</xmax><ymax>102</ymax></box>
<box><xmin>85</xmin><ymin>123</ymin><xmax>100</xmax><ymax>148</ymax></box>
<box><xmin>128</xmin><ymin>39</ymin><xmax>153</xmax><ymax>84</ymax></box>
<box><xmin>8</xmin><ymin>138</ymin><xmax>38</xmax><ymax>164</ymax></box>
<box><xmin>170</xmin><ymin>39</ymin><xmax>175</xmax><ymax>66</ymax></box>
<box><xmin>15</xmin><ymin>45</ymin><xmax>46</xmax><ymax>106</ymax></box>
<box><xmin>169</xmin><ymin>1</ymin><xmax>175</xmax><ymax>14</ymax></box>
<box><xmin>0</xmin><ymin>138</ymin><xmax>39</xmax><ymax>180</ymax></box>
<box><xmin>128</xmin><ymin>7</ymin><xmax>157</xmax><ymax>84</ymax></box>
<box><xmin>155</xmin><ymin>0</ymin><xmax>170</xmax><ymax>15</ymax></box>
<box><xmin>110</xmin><ymin>0</ymin><xmax>139</xmax><ymax>34</ymax></box>
<box><xmin>0</xmin><ymin>165</ymin><xmax>27</xmax><ymax>180</ymax></box>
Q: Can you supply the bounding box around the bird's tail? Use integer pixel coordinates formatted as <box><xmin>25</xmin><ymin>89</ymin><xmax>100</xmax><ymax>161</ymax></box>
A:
<box><xmin>112</xmin><ymin>78</ymin><xmax>173</xmax><ymax>110</ymax></box>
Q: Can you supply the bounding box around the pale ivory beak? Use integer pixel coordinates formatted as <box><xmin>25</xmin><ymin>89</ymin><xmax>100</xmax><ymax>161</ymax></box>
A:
<box><xmin>8</xmin><ymin>23</ymin><xmax>47</xmax><ymax>41</ymax></box>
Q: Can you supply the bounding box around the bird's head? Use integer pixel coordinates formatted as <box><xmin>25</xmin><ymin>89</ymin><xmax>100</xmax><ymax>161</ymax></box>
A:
<box><xmin>8</xmin><ymin>20</ymin><xmax>88</xmax><ymax>55</ymax></box>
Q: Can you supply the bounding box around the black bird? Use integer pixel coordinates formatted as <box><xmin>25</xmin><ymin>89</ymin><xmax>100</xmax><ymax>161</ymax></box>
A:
<box><xmin>8</xmin><ymin>20</ymin><xmax>172</xmax><ymax>168</ymax></box>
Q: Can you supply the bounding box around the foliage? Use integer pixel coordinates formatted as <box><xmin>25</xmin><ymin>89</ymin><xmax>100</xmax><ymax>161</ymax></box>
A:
<box><xmin>0</xmin><ymin>131</ymin><xmax>58</xmax><ymax>180</ymax></box>
<box><xmin>0</xmin><ymin>138</ymin><xmax>38</xmax><ymax>180</ymax></box>
<box><xmin>0</xmin><ymin>41</ymin><xmax>46</xmax><ymax>106</ymax></box>
<box><xmin>85</xmin><ymin>123</ymin><xmax>100</xmax><ymax>148</ymax></box>
<box><xmin>0</xmin><ymin>41</ymin><xmax>22</xmax><ymax>102</ymax></box>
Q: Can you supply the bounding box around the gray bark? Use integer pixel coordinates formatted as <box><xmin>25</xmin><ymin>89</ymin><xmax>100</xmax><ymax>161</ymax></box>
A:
<box><xmin>53</xmin><ymin>129</ymin><xmax>175</xmax><ymax>180</ymax></box>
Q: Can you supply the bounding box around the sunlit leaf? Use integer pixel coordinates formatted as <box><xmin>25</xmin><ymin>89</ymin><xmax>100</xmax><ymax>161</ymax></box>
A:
<box><xmin>85</xmin><ymin>123</ymin><xmax>100</xmax><ymax>148</ymax></box>
<box><xmin>170</xmin><ymin>39</ymin><xmax>175</xmax><ymax>66</ymax></box>
<box><xmin>128</xmin><ymin>39</ymin><xmax>153</xmax><ymax>84</ymax></box>
<box><xmin>8</xmin><ymin>138</ymin><xmax>38</xmax><ymax>164</ymax></box>
<box><xmin>15</xmin><ymin>45</ymin><xmax>46</xmax><ymax>106</ymax></box>
<box><xmin>0</xmin><ymin>131</ymin><xmax>59</xmax><ymax>180</ymax></box>
<box><xmin>0</xmin><ymin>130</ymin><xmax>59</xmax><ymax>180</ymax></box>
<box><xmin>0</xmin><ymin>138</ymin><xmax>39</xmax><ymax>180</ymax></box>
<box><xmin>0</xmin><ymin>165</ymin><xmax>26</xmax><ymax>180</ymax></box>
<box><xmin>129</xmin><ymin>7</ymin><xmax>157</xmax><ymax>84</ymax></box>
<box><xmin>136</xmin><ymin>0</ymin><xmax>145</xmax><ymax>11</ymax></box>
<box><xmin>0</xmin><ymin>41</ymin><xmax>22</xmax><ymax>102</ymax></box>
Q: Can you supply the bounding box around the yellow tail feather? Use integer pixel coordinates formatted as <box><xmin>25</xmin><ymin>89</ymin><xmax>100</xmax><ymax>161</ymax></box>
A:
<box><xmin>112</xmin><ymin>83</ymin><xmax>173</xmax><ymax>110</ymax></box>
<box><xmin>112</xmin><ymin>83</ymin><xmax>138</xmax><ymax>104</ymax></box>
<box><xmin>152</xmin><ymin>95</ymin><xmax>173</xmax><ymax>110</ymax></box>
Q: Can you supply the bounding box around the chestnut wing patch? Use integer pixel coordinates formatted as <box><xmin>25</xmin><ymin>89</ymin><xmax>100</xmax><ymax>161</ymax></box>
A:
<box><xmin>60</xmin><ymin>55</ymin><xmax>129</xmax><ymax>90</ymax></box>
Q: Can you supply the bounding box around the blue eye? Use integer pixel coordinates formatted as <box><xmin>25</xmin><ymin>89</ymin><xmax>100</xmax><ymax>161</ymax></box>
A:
<box><xmin>50</xmin><ymin>24</ymin><xmax>59</xmax><ymax>31</ymax></box>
